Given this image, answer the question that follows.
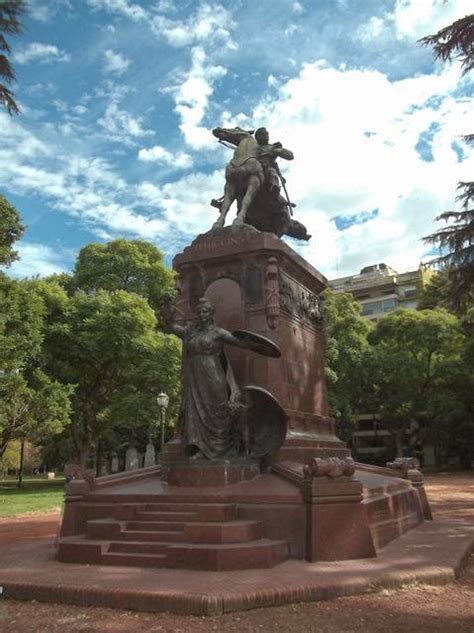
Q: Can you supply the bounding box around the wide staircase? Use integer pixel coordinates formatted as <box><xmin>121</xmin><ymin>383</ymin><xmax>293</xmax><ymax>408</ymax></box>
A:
<box><xmin>58</xmin><ymin>496</ymin><xmax>289</xmax><ymax>571</ymax></box>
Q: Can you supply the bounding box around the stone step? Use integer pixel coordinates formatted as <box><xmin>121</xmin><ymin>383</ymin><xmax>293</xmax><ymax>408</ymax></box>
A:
<box><xmin>166</xmin><ymin>539</ymin><xmax>289</xmax><ymax>571</ymax></box>
<box><xmin>57</xmin><ymin>538</ymin><xmax>104</xmax><ymax>564</ymax></box>
<box><xmin>86</xmin><ymin>518</ymin><xmax>122</xmax><ymax>540</ymax></box>
<box><xmin>122</xmin><ymin>527</ymin><xmax>185</xmax><ymax>542</ymax></box>
<box><xmin>108</xmin><ymin>541</ymin><xmax>170</xmax><ymax>555</ymax></box>
<box><xmin>125</xmin><ymin>512</ymin><xmax>198</xmax><ymax>526</ymax></box>
<box><xmin>100</xmin><ymin>552</ymin><xmax>167</xmax><ymax>568</ymax></box>
<box><xmin>124</xmin><ymin>520</ymin><xmax>185</xmax><ymax>532</ymax></box>
<box><xmin>183</xmin><ymin>520</ymin><xmax>263</xmax><ymax>544</ymax></box>
<box><xmin>120</xmin><ymin>530</ymin><xmax>184</xmax><ymax>542</ymax></box>
<box><xmin>142</xmin><ymin>503</ymin><xmax>237</xmax><ymax>521</ymax></box>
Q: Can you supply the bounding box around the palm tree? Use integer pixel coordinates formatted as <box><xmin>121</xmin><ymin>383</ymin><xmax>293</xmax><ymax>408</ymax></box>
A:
<box><xmin>0</xmin><ymin>0</ymin><xmax>27</xmax><ymax>115</ymax></box>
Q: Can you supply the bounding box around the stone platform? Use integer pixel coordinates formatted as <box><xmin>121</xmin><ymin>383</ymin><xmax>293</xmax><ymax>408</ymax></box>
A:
<box><xmin>57</xmin><ymin>461</ymin><xmax>432</xmax><ymax>571</ymax></box>
<box><xmin>1</xmin><ymin>506</ymin><xmax>472</xmax><ymax>616</ymax></box>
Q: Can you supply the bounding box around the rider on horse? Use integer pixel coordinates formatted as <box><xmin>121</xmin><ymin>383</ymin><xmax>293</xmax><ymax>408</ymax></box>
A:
<box><xmin>210</xmin><ymin>125</ymin><xmax>310</xmax><ymax>240</ymax></box>
<box><xmin>254</xmin><ymin>127</ymin><xmax>293</xmax><ymax>200</ymax></box>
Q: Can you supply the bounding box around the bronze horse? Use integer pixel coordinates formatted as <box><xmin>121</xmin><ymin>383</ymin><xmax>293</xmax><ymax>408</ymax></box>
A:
<box><xmin>211</xmin><ymin>126</ymin><xmax>310</xmax><ymax>241</ymax></box>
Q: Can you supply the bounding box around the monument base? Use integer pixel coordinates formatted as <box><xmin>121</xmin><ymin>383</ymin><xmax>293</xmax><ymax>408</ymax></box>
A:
<box><xmin>57</xmin><ymin>457</ymin><xmax>431</xmax><ymax>571</ymax></box>
<box><xmin>165</xmin><ymin>461</ymin><xmax>260</xmax><ymax>487</ymax></box>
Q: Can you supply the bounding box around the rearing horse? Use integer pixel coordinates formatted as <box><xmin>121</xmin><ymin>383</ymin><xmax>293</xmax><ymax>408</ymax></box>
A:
<box><xmin>212</xmin><ymin>127</ymin><xmax>265</xmax><ymax>229</ymax></box>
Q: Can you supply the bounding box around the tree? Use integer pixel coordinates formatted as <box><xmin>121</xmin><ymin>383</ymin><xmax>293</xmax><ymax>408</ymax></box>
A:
<box><xmin>0</xmin><ymin>194</ymin><xmax>25</xmax><ymax>267</ymax></box>
<box><xmin>72</xmin><ymin>239</ymin><xmax>176</xmax><ymax>327</ymax></box>
<box><xmin>0</xmin><ymin>275</ymin><xmax>72</xmax><ymax>459</ymax></box>
<box><xmin>419</xmin><ymin>14</ymin><xmax>474</xmax><ymax>76</ymax></box>
<box><xmin>420</xmin><ymin>15</ymin><xmax>474</xmax><ymax>309</ymax></box>
<box><xmin>37</xmin><ymin>281</ymin><xmax>181</xmax><ymax>468</ymax></box>
<box><xmin>0</xmin><ymin>0</ymin><xmax>26</xmax><ymax>115</ymax></box>
<box><xmin>417</xmin><ymin>268</ymin><xmax>470</xmax><ymax>315</ymax></box>
<box><xmin>422</xmin><ymin>187</ymin><xmax>473</xmax><ymax>312</ymax></box>
<box><xmin>368</xmin><ymin>308</ymin><xmax>464</xmax><ymax>456</ymax></box>
<box><xmin>323</xmin><ymin>290</ymin><xmax>372</xmax><ymax>438</ymax></box>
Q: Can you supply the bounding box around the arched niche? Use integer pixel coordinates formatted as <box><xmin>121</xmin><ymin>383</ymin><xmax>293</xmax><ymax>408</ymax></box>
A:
<box><xmin>205</xmin><ymin>277</ymin><xmax>246</xmax><ymax>385</ymax></box>
<box><xmin>204</xmin><ymin>277</ymin><xmax>244</xmax><ymax>331</ymax></box>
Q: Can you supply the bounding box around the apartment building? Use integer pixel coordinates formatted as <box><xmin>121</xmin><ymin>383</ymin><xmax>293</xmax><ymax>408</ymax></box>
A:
<box><xmin>329</xmin><ymin>262</ymin><xmax>432</xmax><ymax>320</ymax></box>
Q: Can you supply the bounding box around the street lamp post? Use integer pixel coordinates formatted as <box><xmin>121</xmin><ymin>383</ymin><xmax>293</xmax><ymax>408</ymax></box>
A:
<box><xmin>156</xmin><ymin>392</ymin><xmax>169</xmax><ymax>450</ymax></box>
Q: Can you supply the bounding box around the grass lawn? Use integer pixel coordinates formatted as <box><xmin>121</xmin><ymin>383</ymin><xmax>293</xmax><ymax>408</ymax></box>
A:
<box><xmin>0</xmin><ymin>476</ymin><xmax>65</xmax><ymax>518</ymax></box>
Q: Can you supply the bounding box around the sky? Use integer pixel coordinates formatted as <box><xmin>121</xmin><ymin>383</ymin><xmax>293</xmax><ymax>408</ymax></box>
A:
<box><xmin>1</xmin><ymin>0</ymin><xmax>473</xmax><ymax>281</ymax></box>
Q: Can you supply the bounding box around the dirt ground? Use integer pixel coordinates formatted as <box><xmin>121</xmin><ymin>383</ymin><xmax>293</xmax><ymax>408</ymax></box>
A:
<box><xmin>0</xmin><ymin>472</ymin><xmax>473</xmax><ymax>633</ymax></box>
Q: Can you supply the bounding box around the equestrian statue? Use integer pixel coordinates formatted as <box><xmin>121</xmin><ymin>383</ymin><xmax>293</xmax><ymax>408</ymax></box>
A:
<box><xmin>210</xmin><ymin>126</ymin><xmax>311</xmax><ymax>241</ymax></box>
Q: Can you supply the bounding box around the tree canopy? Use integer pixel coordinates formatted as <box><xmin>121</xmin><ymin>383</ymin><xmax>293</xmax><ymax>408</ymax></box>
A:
<box><xmin>0</xmin><ymin>275</ymin><xmax>72</xmax><ymax>459</ymax></box>
<box><xmin>323</xmin><ymin>290</ymin><xmax>372</xmax><ymax>437</ymax></box>
<box><xmin>72</xmin><ymin>239</ymin><xmax>176</xmax><ymax>327</ymax></box>
<box><xmin>39</xmin><ymin>240</ymin><xmax>180</xmax><ymax>469</ymax></box>
<box><xmin>420</xmin><ymin>14</ymin><xmax>474</xmax><ymax>309</ymax></box>
<box><xmin>0</xmin><ymin>194</ymin><xmax>25</xmax><ymax>267</ymax></box>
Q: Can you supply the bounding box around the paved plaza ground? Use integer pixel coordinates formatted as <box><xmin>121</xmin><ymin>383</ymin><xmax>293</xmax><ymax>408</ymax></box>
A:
<box><xmin>0</xmin><ymin>472</ymin><xmax>472</xmax><ymax>632</ymax></box>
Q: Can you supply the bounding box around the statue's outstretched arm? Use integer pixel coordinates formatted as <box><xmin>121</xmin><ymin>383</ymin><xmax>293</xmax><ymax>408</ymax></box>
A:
<box><xmin>274</xmin><ymin>146</ymin><xmax>294</xmax><ymax>160</ymax></box>
<box><xmin>218</xmin><ymin>328</ymin><xmax>246</xmax><ymax>348</ymax></box>
<box><xmin>162</xmin><ymin>295</ymin><xmax>186</xmax><ymax>339</ymax></box>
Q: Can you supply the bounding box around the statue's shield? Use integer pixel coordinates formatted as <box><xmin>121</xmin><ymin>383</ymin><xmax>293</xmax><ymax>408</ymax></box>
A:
<box><xmin>242</xmin><ymin>385</ymin><xmax>287</xmax><ymax>459</ymax></box>
<box><xmin>232</xmin><ymin>330</ymin><xmax>281</xmax><ymax>357</ymax></box>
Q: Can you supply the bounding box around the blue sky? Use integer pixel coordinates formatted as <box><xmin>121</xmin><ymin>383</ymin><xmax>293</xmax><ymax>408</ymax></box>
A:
<box><xmin>1</xmin><ymin>0</ymin><xmax>472</xmax><ymax>280</ymax></box>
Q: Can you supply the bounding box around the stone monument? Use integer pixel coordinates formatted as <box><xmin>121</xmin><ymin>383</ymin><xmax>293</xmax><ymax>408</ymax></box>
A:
<box><xmin>57</xmin><ymin>125</ymin><xmax>432</xmax><ymax>572</ymax></box>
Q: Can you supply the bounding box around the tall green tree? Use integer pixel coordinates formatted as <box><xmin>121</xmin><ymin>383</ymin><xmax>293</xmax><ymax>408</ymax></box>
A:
<box><xmin>368</xmin><ymin>308</ymin><xmax>464</xmax><ymax>456</ymax></box>
<box><xmin>72</xmin><ymin>239</ymin><xmax>176</xmax><ymax>326</ymax></box>
<box><xmin>323</xmin><ymin>290</ymin><xmax>372</xmax><ymax>438</ymax></box>
<box><xmin>38</xmin><ymin>281</ymin><xmax>181</xmax><ymax>468</ymax></box>
<box><xmin>0</xmin><ymin>275</ymin><xmax>71</xmax><ymax>459</ymax></box>
<box><xmin>0</xmin><ymin>0</ymin><xmax>26</xmax><ymax>115</ymax></box>
<box><xmin>420</xmin><ymin>15</ymin><xmax>474</xmax><ymax>309</ymax></box>
<box><xmin>0</xmin><ymin>194</ymin><xmax>25</xmax><ymax>267</ymax></box>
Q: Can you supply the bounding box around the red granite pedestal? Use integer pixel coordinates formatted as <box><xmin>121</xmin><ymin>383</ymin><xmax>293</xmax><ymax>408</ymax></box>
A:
<box><xmin>57</xmin><ymin>227</ymin><xmax>433</xmax><ymax>572</ymax></box>
<box><xmin>172</xmin><ymin>226</ymin><xmax>347</xmax><ymax>462</ymax></box>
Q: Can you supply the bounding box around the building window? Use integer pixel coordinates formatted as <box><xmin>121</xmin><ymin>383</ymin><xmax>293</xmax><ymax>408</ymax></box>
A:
<box><xmin>361</xmin><ymin>298</ymin><xmax>397</xmax><ymax>316</ymax></box>
<box><xmin>382</xmin><ymin>298</ymin><xmax>396</xmax><ymax>312</ymax></box>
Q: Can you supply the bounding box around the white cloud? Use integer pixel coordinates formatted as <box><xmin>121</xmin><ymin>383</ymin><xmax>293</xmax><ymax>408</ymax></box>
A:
<box><xmin>29</xmin><ymin>1</ymin><xmax>73</xmax><ymax>22</ymax></box>
<box><xmin>0</xmin><ymin>113</ymin><xmax>171</xmax><ymax>245</ymax></box>
<box><xmin>98</xmin><ymin>102</ymin><xmax>154</xmax><ymax>143</ymax></box>
<box><xmin>249</xmin><ymin>61</ymin><xmax>473</xmax><ymax>277</ymax></box>
<box><xmin>29</xmin><ymin>5</ymin><xmax>51</xmax><ymax>22</ymax></box>
<box><xmin>136</xmin><ymin>170</ymin><xmax>225</xmax><ymax>235</ymax></box>
<box><xmin>357</xmin><ymin>15</ymin><xmax>393</xmax><ymax>42</ymax></box>
<box><xmin>103</xmin><ymin>49</ymin><xmax>131</xmax><ymax>75</ymax></box>
<box><xmin>14</xmin><ymin>42</ymin><xmax>70</xmax><ymax>65</ymax></box>
<box><xmin>9</xmin><ymin>243</ymin><xmax>69</xmax><ymax>279</ymax></box>
<box><xmin>86</xmin><ymin>0</ymin><xmax>147</xmax><ymax>21</ymax></box>
<box><xmin>292</xmin><ymin>2</ymin><xmax>305</xmax><ymax>15</ymax></box>
<box><xmin>393</xmin><ymin>0</ymin><xmax>473</xmax><ymax>40</ymax></box>
<box><xmin>359</xmin><ymin>0</ymin><xmax>474</xmax><ymax>44</ymax></box>
<box><xmin>138</xmin><ymin>145</ymin><xmax>192</xmax><ymax>168</ymax></box>
<box><xmin>151</xmin><ymin>3</ymin><xmax>236</xmax><ymax>49</ymax></box>
<box><xmin>172</xmin><ymin>47</ymin><xmax>227</xmax><ymax>148</ymax></box>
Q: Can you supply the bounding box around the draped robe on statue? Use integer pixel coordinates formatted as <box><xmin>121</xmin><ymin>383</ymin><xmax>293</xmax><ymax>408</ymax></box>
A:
<box><xmin>180</xmin><ymin>324</ymin><xmax>241</xmax><ymax>460</ymax></box>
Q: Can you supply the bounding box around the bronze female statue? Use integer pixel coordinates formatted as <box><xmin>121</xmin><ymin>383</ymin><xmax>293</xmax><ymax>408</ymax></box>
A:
<box><xmin>165</xmin><ymin>297</ymin><xmax>280</xmax><ymax>461</ymax></box>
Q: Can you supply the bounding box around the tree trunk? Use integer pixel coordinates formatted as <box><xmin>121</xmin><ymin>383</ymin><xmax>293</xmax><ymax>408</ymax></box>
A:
<box><xmin>17</xmin><ymin>439</ymin><xmax>25</xmax><ymax>488</ymax></box>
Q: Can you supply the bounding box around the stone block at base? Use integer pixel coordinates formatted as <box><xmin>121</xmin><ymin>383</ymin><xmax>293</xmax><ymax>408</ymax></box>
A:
<box><xmin>165</xmin><ymin>462</ymin><xmax>260</xmax><ymax>487</ymax></box>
